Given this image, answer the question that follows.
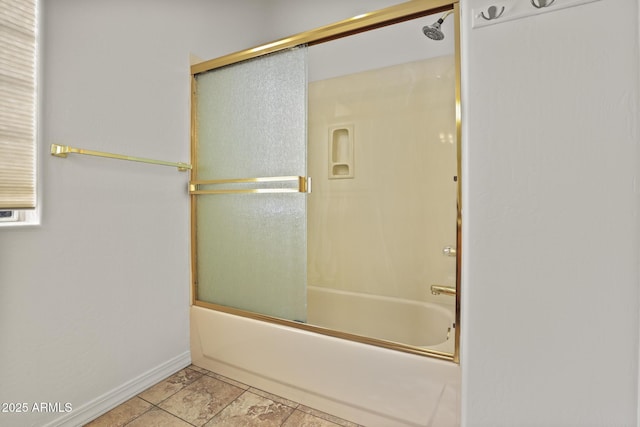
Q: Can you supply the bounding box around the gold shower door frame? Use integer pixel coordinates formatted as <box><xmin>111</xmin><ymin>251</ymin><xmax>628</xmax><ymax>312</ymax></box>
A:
<box><xmin>190</xmin><ymin>0</ymin><xmax>462</xmax><ymax>362</ymax></box>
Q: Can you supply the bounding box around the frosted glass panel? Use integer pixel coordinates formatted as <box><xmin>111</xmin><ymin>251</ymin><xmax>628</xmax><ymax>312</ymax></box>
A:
<box><xmin>196</xmin><ymin>49</ymin><xmax>307</xmax><ymax>178</ymax></box>
<box><xmin>194</xmin><ymin>47</ymin><xmax>307</xmax><ymax>322</ymax></box>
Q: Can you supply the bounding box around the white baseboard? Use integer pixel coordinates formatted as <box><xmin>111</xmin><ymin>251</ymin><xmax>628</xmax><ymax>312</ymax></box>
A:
<box><xmin>44</xmin><ymin>351</ymin><xmax>191</xmax><ymax>427</ymax></box>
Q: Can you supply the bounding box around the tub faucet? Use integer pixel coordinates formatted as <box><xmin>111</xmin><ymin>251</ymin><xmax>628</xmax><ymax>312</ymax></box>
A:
<box><xmin>430</xmin><ymin>285</ymin><xmax>456</xmax><ymax>296</ymax></box>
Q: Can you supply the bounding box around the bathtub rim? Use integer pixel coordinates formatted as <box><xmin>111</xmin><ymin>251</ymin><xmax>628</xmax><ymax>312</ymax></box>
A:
<box><xmin>307</xmin><ymin>284</ymin><xmax>456</xmax><ymax>312</ymax></box>
<box><xmin>193</xmin><ymin>299</ymin><xmax>456</xmax><ymax>362</ymax></box>
<box><xmin>307</xmin><ymin>285</ymin><xmax>455</xmax><ymax>347</ymax></box>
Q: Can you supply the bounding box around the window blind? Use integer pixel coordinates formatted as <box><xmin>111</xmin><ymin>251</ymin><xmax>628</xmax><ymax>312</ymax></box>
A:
<box><xmin>0</xmin><ymin>0</ymin><xmax>37</xmax><ymax>209</ymax></box>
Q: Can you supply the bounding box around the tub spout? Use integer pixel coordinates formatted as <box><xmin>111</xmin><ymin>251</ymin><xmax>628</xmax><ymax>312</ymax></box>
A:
<box><xmin>430</xmin><ymin>285</ymin><xmax>456</xmax><ymax>296</ymax></box>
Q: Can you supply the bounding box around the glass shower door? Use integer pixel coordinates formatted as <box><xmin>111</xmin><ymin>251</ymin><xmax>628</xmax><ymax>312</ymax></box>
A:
<box><xmin>192</xmin><ymin>47</ymin><xmax>308</xmax><ymax>322</ymax></box>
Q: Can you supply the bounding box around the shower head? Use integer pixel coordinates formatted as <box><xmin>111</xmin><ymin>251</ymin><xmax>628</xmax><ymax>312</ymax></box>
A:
<box><xmin>422</xmin><ymin>22</ymin><xmax>444</xmax><ymax>40</ymax></box>
<box><xmin>422</xmin><ymin>10</ymin><xmax>453</xmax><ymax>41</ymax></box>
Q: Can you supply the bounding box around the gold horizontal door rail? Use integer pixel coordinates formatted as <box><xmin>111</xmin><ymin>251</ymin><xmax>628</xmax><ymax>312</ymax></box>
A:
<box><xmin>50</xmin><ymin>144</ymin><xmax>192</xmax><ymax>171</ymax></box>
<box><xmin>190</xmin><ymin>176</ymin><xmax>311</xmax><ymax>195</ymax></box>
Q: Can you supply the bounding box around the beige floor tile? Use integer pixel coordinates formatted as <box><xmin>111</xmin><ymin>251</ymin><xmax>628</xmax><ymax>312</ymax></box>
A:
<box><xmin>203</xmin><ymin>390</ymin><xmax>295</xmax><ymax>426</ymax></box>
<box><xmin>206</xmin><ymin>372</ymin><xmax>250</xmax><ymax>390</ymax></box>
<box><xmin>139</xmin><ymin>367</ymin><xmax>204</xmax><ymax>405</ymax></box>
<box><xmin>248</xmin><ymin>387</ymin><xmax>299</xmax><ymax>408</ymax></box>
<box><xmin>87</xmin><ymin>366</ymin><xmax>364</xmax><ymax>427</ymax></box>
<box><xmin>159</xmin><ymin>375</ymin><xmax>245</xmax><ymax>426</ymax></box>
<box><xmin>126</xmin><ymin>407</ymin><xmax>194</xmax><ymax>427</ymax></box>
<box><xmin>282</xmin><ymin>409</ymin><xmax>342</xmax><ymax>427</ymax></box>
<box><xmin>297</xmin><ymin>405</ymin><xmax>361</xmax><ymax>427</ymax></box>
<box><xmin>84</xmin><ymin>397</ymin><xmax>151</xmax><ymax>427</ymax></box>
<box><xmin>188</xmin><ymin>364</ymin><xmax>210</xmax><ymax>374</ymax></box>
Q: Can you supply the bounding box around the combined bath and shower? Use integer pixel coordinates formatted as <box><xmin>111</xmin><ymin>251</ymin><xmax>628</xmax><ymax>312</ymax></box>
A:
<box><xmin>422</xmin><ymin>10</ymin><xmax>453</xmax><ymax>40</ymax></box>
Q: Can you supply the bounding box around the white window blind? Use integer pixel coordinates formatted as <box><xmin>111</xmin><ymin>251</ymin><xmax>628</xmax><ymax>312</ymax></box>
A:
<box><xmin>0</xmin><ymin>0</ymin><xmax>37</xmax><ymax>209</ymax></box>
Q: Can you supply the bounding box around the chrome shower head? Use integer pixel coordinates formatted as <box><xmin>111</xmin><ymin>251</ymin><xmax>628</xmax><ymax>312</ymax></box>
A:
<box><xmin>422</xmin><ymin>10</ymin><xmax>453</xmax><ymax>41</ymax></box>
<box><xmin>422</xmin><ymin>21</ymin><xmax>444</xmax><ymax>40</ymax></box>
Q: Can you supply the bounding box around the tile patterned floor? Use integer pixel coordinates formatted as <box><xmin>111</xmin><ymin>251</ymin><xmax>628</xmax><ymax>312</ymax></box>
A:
<box><xmin>85</xmin><ymin>364</ymin><xmax>363</xmax><ymax>427</ymax></box>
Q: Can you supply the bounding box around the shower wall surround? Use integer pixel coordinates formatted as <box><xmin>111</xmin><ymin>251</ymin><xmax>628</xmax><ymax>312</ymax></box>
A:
<box><xmin>308</xmin><ymin>56</ymin><xmax>458</xmax><ymax>304</ymax></box>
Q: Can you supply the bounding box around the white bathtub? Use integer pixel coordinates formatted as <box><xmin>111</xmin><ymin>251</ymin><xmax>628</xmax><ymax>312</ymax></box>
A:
<box><xmin>307</xmin><ymin>285</ymin><xmax>455</xmax><ymax>353</ymax></box>
<box><xmin>191</xmin><ymin>302</ymin><xmax>460</xmax><ymax>426</ymax></box>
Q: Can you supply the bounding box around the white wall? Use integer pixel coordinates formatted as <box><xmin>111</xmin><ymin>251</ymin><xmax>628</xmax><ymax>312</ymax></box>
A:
<box><xmin>0</xmin><ymin>1</ymin><xmax>273</xmax><ymax>426</ymax></box>
<box><xmin>266</xmin><ymin>0</ymin><xmax>406</xmax><ymax>41</ymax></box>
<box><xmin>460</xmin><ymin>0</ymin><xmax>640</xmax><ymax>426</ymax></box>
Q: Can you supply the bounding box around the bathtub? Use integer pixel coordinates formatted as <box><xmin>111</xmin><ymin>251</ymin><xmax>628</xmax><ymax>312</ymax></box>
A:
<box><xmin>191</xmin><ymin>300</ymin><xmax>460</xmax><ymax>426</ymax></box>
<box><xmin>307</xmin><ymin>285</ymin><xmax>455</xmax><ymax>354</ymax></box>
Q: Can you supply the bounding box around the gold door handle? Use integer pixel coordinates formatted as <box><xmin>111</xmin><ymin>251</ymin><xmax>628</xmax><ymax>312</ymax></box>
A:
<box><xmin>190</xmin><ymin>176</ymin><xmax>311</xmax><ymax>195</ymax></box>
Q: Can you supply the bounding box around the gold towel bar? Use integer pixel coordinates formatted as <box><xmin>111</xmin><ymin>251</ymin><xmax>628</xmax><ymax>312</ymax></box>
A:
<box><xmin>190</xmin><ymin>176</ymin><xmax>311</xmax><ymax>194</ymax></box>
<box><xmin>50</xmin><ymin>144</ymin><xmax>192</xmax><ymax>171</ymax></box>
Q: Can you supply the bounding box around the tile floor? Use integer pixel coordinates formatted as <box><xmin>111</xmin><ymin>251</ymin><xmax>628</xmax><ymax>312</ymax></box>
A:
<box><xmin>85</xmin><ymin>364</ymin><xmax>363</xmax><ymax>427</ymax></box>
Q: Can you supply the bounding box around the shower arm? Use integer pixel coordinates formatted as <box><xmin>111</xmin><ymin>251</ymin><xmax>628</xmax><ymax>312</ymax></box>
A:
<box><xmin>437</xmin><ymin>10</ymin><xmax>454</xmax><ymax>23</ymax></box>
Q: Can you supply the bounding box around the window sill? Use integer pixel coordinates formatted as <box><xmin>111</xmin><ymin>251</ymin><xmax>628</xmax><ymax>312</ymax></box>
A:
<box><xmin>0</xmin><ymin>210</ymin><xmax>41</xmax><ymax>227</ymax></box>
